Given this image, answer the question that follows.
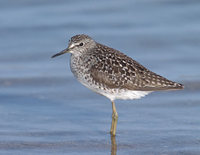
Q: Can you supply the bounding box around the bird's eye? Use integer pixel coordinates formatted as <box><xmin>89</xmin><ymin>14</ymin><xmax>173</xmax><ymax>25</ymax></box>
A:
<box><xmin>79</xmin><ymin>42</ymin><xmax>84</xmax><ymax>46</ymax></box>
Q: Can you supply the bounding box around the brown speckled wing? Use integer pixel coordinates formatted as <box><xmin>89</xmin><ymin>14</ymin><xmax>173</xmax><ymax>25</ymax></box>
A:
<box><xmin>89</xmin><ymin>43</ymin><xmax>183</xmax><ymax>91</ymax></box>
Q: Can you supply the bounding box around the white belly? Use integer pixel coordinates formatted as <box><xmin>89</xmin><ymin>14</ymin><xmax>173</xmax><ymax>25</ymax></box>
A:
<box><xmin>80</xmin><ymin>81</ymin><xmax>152</xmax><ymax>101</ymax></box>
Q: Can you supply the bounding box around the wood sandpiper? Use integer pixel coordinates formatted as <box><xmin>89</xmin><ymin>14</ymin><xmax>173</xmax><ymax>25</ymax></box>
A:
<box><xmin>51</xmin><ymin>34</ymin><xmax>183</xmax><ymax>136</ymax></box>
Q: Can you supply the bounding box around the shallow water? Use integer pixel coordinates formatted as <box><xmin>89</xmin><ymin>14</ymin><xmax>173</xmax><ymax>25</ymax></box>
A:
<box><xmin>1</xmin><ymin>0</ymin><xmax>200</xmax><ymax>154</ymax></box>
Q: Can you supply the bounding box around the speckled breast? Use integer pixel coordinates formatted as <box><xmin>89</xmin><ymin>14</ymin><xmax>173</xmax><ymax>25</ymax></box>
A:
<box><xmin>70</xmin><ymin>54</ymin><xmax>94</xmax><ymax>88</ymax></box>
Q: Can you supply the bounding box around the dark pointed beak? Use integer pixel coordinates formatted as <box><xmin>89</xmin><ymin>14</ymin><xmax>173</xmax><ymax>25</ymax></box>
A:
<box><xmin>51</xmin><ymin>48</ymin><xmax>69</xmax><ymax>58</ymax></box>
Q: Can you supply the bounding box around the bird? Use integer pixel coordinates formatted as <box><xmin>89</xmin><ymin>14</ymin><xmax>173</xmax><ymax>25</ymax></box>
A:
<box><xmin>51</xmin><ymin>34</ymin><xmax>183</xmax><ymax>136</ymax></box>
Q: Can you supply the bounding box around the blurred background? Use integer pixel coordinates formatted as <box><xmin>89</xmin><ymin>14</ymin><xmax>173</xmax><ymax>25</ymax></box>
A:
<box><xmin>0</xmin><ymin>0</ymin><xmax>200</xmax><ymax>154</ymax></box>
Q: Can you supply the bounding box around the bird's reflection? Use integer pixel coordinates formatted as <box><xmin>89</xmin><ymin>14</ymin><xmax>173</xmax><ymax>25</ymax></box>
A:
<box><xmin>110</xmin><ymin>135</ymin><xmax>117</xmax><ymax>155</ymax></box>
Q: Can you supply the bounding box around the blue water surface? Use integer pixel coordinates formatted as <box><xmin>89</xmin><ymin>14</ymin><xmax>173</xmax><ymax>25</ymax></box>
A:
<box><xmin>0</xmin><ymin>0</ymin><xmax>200</xmax><ymax>154</ymax></box>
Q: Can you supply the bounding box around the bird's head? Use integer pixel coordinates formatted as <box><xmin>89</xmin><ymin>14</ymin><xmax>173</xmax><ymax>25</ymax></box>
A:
<box><xmin>51</xmin><ymin>34</ymin><xmax>96</xmax><ymax>58</ymax></box>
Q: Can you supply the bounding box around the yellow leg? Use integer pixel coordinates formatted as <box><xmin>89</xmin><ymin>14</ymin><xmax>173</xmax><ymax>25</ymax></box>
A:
<box><xmin>110</xmin><ymin>101</ymin><xmax>118</xmax><ymax>136</ymax></box>
<box><xmin>111</xmin><ymin>135</ymin><xmax>117</xmax><ymax>155</ymax></box>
